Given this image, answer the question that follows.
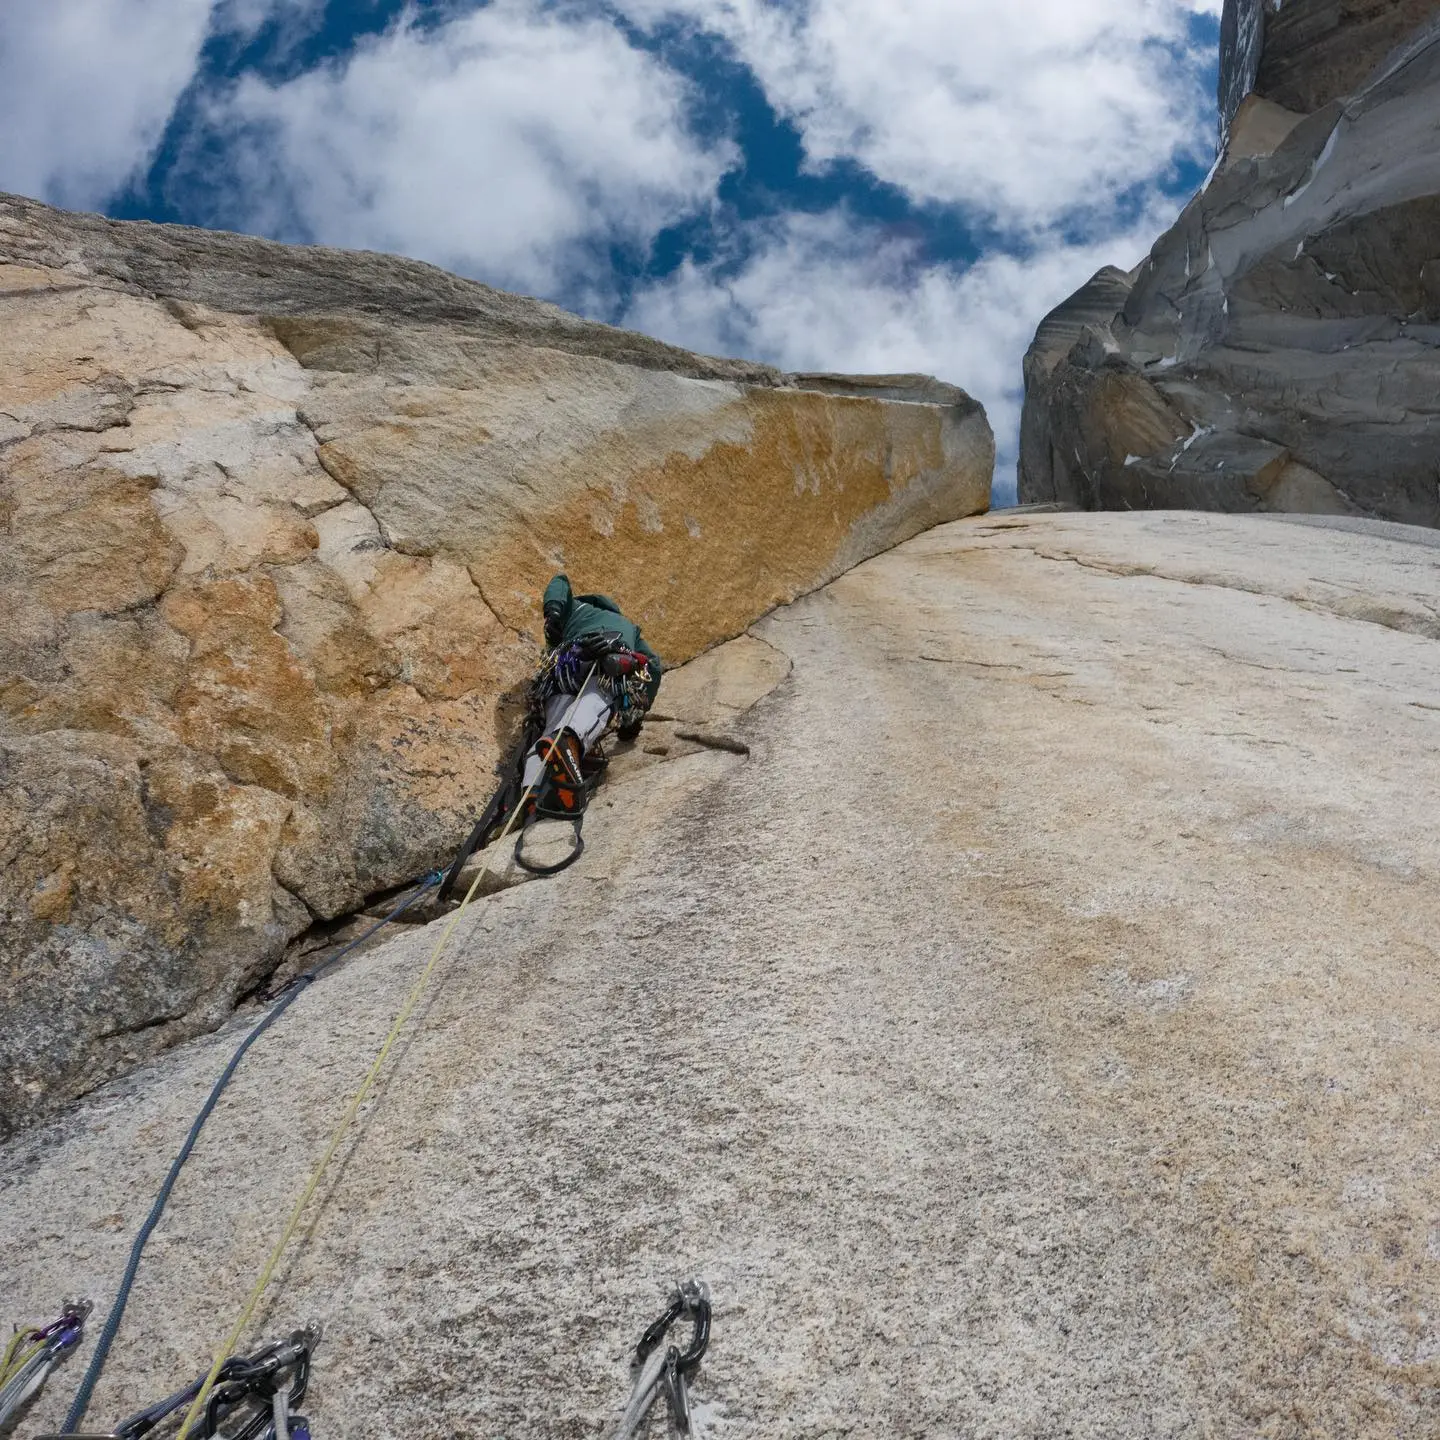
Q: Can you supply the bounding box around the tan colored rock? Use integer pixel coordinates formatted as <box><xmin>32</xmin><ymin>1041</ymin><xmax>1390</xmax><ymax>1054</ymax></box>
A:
<box><xmin>1252</xmin><ymin>458</ymin><xmax>1358</xmax><ymax>515</ymax></box>
<box><xmin>1222</xmin><ymin>93</ymin><xmax>1306</xmax><ymax>167</ymax></box>
<box><xmin>0</xmin><ymin>195</ymin><xmax>991</xmax><ymax>1135</ymax></box>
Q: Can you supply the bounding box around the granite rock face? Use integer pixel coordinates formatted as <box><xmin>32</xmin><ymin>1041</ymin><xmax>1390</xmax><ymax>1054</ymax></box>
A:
<box><xmin>1226</xmin><ymin>0</ymin><xmax>1440</xmax><ymax>120</ymax></box>
<box><xmin>0</xmin><ymin>194</ymin><xmax>992</xmax><ymax>1135</ymax></box>
<box><xmin>1020</xmin><ymin>2</ymin><xmax>1440</xmax><ymax>520</ymax></box>
<box><xmin>6</xmin><ymin>513</ymin><xmax>1439</xmax><ymax>1437</ymax></box>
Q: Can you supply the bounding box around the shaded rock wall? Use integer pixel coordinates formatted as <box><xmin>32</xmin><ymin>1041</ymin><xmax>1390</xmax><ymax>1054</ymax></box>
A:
<box><xmin>1252</xmin><ymin>0</ymin><xmax>1440</xmax><ymax>113</ymax></box>
<box><xmin>0</xmin><ymin>195</ymin><xmax>993</xmax><ymax>1134</ymax></box>
<box><xmin>1218</xmin><ymin>0</ymin><xmax>1266</xmax><ymax>144</ymax></box>
<box><xmin>1220</xmin><ymin>1</ymin><xmax>1440</xmax><ymax>135</ymax></box>
<box><xmin>1021</xmin><ymin>3</ymin><xmax>1440</xmax><ymax>519</ymax></box>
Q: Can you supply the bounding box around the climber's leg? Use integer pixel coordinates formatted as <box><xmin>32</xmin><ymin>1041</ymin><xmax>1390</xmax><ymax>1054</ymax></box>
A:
<box><xmin>520</xmin><ymin>676</ymin><xmax>613</xmax><ymax>811</ymax></box>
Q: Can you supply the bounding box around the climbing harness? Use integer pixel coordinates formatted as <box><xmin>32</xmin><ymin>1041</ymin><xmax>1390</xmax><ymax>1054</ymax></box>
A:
<box><xmin>40</xmin><ymin>1323</ymin><xmax>320</xmax><ymax>1440</ymax></box>
<box><xmin>0</xmin><ymin>1301</ymin><xmax>90</xmax><ymax>1430</ymax></box>
<box><xmin>440</xmin><ymin>644</ymin><xmax>649</xmax><ymax>895</ymax></box>
<box><xmin>534</xmin><ymin>636</ymin><xmax>654</xmax><ymax>726</ymax></box>
<box><xmin>59</xmin><ymin>875</ymin><xmax>443</xmax><ymax>1436</ymax></box>
<box><xmin>609</xmin><ymin>1281</ymin><xmax>712</xmax><ymax>1440</ymax></box>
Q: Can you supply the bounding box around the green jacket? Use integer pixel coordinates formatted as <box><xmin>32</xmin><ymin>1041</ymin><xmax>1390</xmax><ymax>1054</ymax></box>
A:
<box><xmin>543</xmin><ymin>574</ymin><xmax>664</xmax><ymax>706</ymax></box>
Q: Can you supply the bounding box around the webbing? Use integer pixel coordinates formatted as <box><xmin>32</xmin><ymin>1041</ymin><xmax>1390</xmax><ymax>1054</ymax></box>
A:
<box><xmin>173</xmin><ymin>670</ymin><xmax>597</xmax><ymax>1439</ymax></box>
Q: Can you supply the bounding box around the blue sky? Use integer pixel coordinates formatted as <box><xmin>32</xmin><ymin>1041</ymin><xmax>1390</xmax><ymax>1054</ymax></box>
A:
<box><xmin>0</xmin><ymin>0</ymin><xmax>1223</xmax><ymax>502</ymax></box>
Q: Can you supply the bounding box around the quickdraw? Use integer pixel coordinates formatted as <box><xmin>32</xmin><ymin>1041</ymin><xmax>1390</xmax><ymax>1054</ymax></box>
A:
<box><xmin>532</xmin><ymin>639</ymin><xmax>591</xmax><ymax>702</ymax></box>
<box><xmin>609</xmin><ymin>1280</ymin><xmax>711</xmax><ymax>1440</ymax></box>
<box><xmin>605</xmin><ymin>654</ymin><xmax>655</xmax><ymax>723</ymax></box>
<box><xmin>0</xmin><ymin>1300</ymin><xmax>91</xmax><ymax>1430</ymax></box>
<box><xmin>39</xmin><ymin>1322</ymin><xmax>321</xmax><ymax>1440</ymax></box>
<box><xmin>533</xmin><ymin>634</ymin><xmax>653</xmax><ymax>725</ymax></box>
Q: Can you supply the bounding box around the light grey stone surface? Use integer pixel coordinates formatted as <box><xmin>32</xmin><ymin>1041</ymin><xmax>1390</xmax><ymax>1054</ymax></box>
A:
<box><xmin>4</xmin><ymin>513</ymin><xmax>1437</xmax><ymax>1438</ymax></box>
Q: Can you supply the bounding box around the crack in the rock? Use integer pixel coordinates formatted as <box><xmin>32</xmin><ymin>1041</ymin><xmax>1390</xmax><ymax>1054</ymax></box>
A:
<box><xmin>1205</xmin><ymin>730</ymin><xmax>1296</xmax><ymax>747</ymax></box>
<box><xmin>739</xmin><ymin>629</ymin><xmax>796</xmax><ymax>668</ymax></box>
<box><xmin>92</xmin><ymin>1008</ymin><xmax>189</xmax><ymax>1043</ymax></box>
<box><xmin>21</xmin><ymin>409</ymin><xmax>137</xmax><ymax>444</ymax></box>
<box><xmin>1008</xmin><ymin>540</ymin><xmax>1440</xmax><ymax>643</ymax></box>
<box><xmin>1197</xmin><ymin>646</ymin><xmax>1312</xmax><ymax>674</ymax></box>
<box><xmin>468</xmin><ymin>568</ymin><xmax>530</xmax><ymax>643</ymax></box>
<box><xmin>674</xmin><ymin>728</ymin><xmax>750</xmax><ymax>755</ymax></box>
<box><xmin>0</xmin><ymin>280</ymin><xmax>89</xmax><ymax>301</ymax></box>
<box><xmin>293</xmin><ymin>404</ymin><xmax>368</xmax><ymax>504</ymax></box>
<box><xmin>918</xmin><ymin>654</ymin><xmax>1025</xmax><ymax>670</ymax></box>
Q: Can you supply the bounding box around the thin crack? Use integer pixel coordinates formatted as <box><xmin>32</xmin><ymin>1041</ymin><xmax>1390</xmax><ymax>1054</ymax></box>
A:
<box><xmin>674</xmin><ymin>729</ymin><xmax>750</xmax><ymax>755</ymax></box>
<box><xmin>467</xmin><ymin>568</ymin><xmax>529</xmax><ymax>643</ymax></box>
<box><xmin>1007</xmin><ymin>541</ymin><xmax>1440</xmax><ymax>644</ymax></box>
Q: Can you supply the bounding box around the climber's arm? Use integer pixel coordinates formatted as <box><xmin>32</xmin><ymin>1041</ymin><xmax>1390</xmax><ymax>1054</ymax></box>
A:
<box><xmin>635</xmin><ymin>636</ymin><xmax>664</xmax><ymax>707</ymax></box>
<box><xmin>542</xmin><ymin>574</ymin><xmax>573</xmax><ymax>647</ymax></box>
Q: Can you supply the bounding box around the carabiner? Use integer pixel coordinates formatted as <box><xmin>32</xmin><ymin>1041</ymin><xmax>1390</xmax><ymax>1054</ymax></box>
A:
<box><xmin>0</xmin><ymin>1301</ymin><xmax>92</xmax><ymax>1433</ymax></box>
<box><xmin>636</xmin><ymin>1279</ymin><xmax>710</xmax><ymax>1375</ymax></box>
<box><xmin>610</xmin><ymin>1280</ymin><xmax>711</xmax><ymax>1439</ymax></box>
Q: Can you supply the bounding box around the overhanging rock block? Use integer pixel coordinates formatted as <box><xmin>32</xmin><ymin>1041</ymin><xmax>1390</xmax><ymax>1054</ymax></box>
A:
<box><xmin>0</xmin><ymin>195</ymin><xmax>994</xmax><ymax>1135</ymax></box>
<box><xmin>1020</xmin><ymin>4</ymin><xmax>1440</xmax><ymax>524</ymax></box>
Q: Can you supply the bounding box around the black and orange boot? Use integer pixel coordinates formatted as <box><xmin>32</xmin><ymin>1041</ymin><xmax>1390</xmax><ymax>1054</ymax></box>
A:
<box><xmin>536</xmin><ymin>729</ymin><xmax>588</xmax><ymax>815</ymax></box>
<box><xmin>511</xmin><ymin>790</ymin><xmax>538</xmax><ymax>828</ymax></box>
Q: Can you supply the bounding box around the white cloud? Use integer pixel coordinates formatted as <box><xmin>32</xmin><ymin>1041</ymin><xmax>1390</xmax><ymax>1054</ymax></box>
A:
<box><xmin>192</xmin><ymin>0</ymin><xmax>737</xmax><ymax>298</ymax></box>
<box><xmin>213</xmin><ymin>0</ymin><xmax>325</xmax><ymax>43</ymax></box>
<box><xmin>618</xmin><ymin>0</ymin><xmax>1222</xmax><ymax>229</ymax></box>
<box><xmin>0</xmin><ymin>0</ymin><xmax>1223</xmax><ymax>506</ymax></box>
<box><xmin>624</xmin><ymin>206</ymin><xmax>1179</xmax><ymax>503</ymax></box>
<box><xmin>0</xmin><ymin>0</ymin><xmax>215</xmax><ymax>210</ymax></box>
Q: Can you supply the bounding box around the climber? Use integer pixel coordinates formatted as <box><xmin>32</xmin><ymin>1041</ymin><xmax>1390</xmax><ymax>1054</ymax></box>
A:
<box><xmin>521</xmin><ymin>574</ymin><xmax>663</xmax><ymax>817</ymax></box>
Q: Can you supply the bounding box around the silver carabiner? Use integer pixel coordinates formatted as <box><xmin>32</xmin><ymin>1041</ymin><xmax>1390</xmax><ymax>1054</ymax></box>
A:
<box><xmin>608</xmin><ymin>1280</ymin><xmax>710</xmax><ymax>1439</ymax></box>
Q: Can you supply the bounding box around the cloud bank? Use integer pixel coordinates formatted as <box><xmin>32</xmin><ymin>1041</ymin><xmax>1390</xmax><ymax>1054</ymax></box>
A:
<box><xmin>617</xmin><ymin>0</ymin><xmax>1221</xmax><ymax>226</ymax></box>
<box><xmin>0</xmin><ymin>1</ymin><xmax>212</xmax><ymax>210</ymax></box>
<box><xmin>0</xmin><ymin>0</ymin><xmax>1224</xmax><ymax>500</ymax></box>
<box><xmin>184</xmin><ymin>1</ymin><xmax>737</xmax><ymax>299</ymax></box>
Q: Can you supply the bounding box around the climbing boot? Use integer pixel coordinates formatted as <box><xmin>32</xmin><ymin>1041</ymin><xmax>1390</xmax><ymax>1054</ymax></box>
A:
<box><xmin>536</xmin><ymin>729</ymin><xmax>588</xmax><ymax>815</ymax></box>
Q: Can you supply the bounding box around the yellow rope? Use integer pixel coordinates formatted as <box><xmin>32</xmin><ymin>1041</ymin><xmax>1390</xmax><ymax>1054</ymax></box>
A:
<box><xmin>175</xmin><ymin>672</ymin><xmax>596</xmax><ymax>1438</ymax></box>
<box><xmin>0</xmin><ymin>1328</ymin><xmax>42</xmax><ymax>1387</ymax></box>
